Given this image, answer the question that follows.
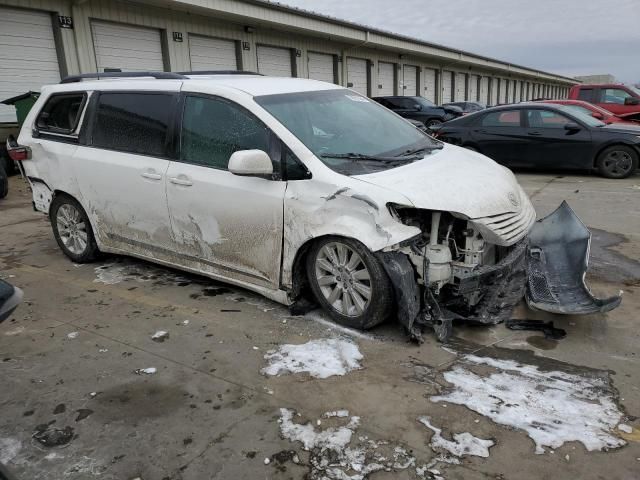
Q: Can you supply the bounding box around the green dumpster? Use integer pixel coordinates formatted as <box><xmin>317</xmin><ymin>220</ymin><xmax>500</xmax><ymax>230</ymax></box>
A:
<box><xmin>1</xmin><ymin>91</ymin><xmax>40</xmax><ymax>127</ymax></box>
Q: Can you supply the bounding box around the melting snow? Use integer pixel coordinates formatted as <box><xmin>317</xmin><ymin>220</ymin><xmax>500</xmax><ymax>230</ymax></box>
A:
<box><xmin>262</xmin><ymin>339</ymin><xmax>363</xmax><ymax>379</ymax></box>
<box><xmin>431</xmin><ymin>354</ymin><xmax>626</xmax><ymax>453</ymax></box>
<box><xmin>0</xmin><ymin>438</ymin><xmax>21</xmax><ymax>463</ymax></box>
<box><xmin>418</xmin><ymin>417</ymin><xmax>494</xmax><ymax>457</ymax></box>
<box><xmin>151</xmin><ymin>330</ymin><xmax>169</xmax><ymax>342</ymax></box>
<box><xmin>134</xmin><ymin>367</ymin><xmax>157</xmax><ymax>375</ymax></box>
<box><xmin>66</xmin><ymin>331</ymin><xmax>79</xmax><ymax>339</ymax></box>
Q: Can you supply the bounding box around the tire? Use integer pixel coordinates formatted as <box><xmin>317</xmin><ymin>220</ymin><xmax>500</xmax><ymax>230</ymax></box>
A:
<box><xmin>306</xmin><ymin>236</ymin><xmax>393</xmax><ymax>330</ymax></box>
<box><xmin>426</xmin><ymin>119</ymin><xmax>443</xmax><ymax>128</ymax></box>
<box><xmin>0</xmin><ymin>166</ymin><xmax>7</xmax><ymax>199</ymax></box>
<box><xmin>596</xmin><ymin>145</ymin><xmax>638</xmax><ymax>179</ymax></box>
<box><xmin>50</xmin><ymin>194</ymin><xmax>100</xmax><ymax>263</ymax></box>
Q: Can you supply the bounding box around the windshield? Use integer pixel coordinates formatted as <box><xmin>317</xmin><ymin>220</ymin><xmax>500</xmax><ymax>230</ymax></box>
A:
<box><xmin>557</xmin><ymin>105</ymin><xmax>605</xmax><ymax>127</ymax></box>
<box><xmin>415</xmin><ymin>97</ymin><xmax>436</xmax><ymax>108</ymax></box>
<box><xmin>630</xmin><ymin>86</ymin><xmax>640</xmax><ymax>97</ymax></box>
<box><xmin>255</xmin><ymin>89</ymin><xmax>440</xmax><ymax>175</ymax></box>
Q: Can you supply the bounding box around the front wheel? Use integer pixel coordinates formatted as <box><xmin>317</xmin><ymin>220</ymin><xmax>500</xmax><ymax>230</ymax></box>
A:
<box><xmin>596</xmin><ymin>145</ymin><xmax>638</xmax><ymax>179</ymax></box>
<box><xmin>306</xmin><ymin>237</ymin><xmax>393</xmax><ymax>330</ymax></box>
<box><xmin>50</xmin><ymin>195</ymin><xmax>100</xmax><ymax>263</ymax></box>
<box><xmin>426</xmin><ymin>119</ymin><xmax>443</xmax><ymax>128</ymax></box>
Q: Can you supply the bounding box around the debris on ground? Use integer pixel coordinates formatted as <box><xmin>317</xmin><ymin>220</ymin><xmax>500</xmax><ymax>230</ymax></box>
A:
<box><xmin>418</xmin><ymin>417</ymin><xmax>494</xmax><ymax>457</ymax></box>
<box><xmin>262</xmin><ymin>339</ymin><xmax>363</xmax><ymax>379</ymax></box>
<box><xmin>33</xmin><ymin>425</ymin><xmax>74</xmax><ymax>447</ymax></box>
<box><xmin>151</xmin><ymin>330</ymin><xmax>169</xmax><ymax>342</ymax></box>
<box><xmin>66</xmin><ymin>331</ymin><xmax>79</xmax><ymax>339</ymax></box>
<box><xmin>431</xmin><ymin>353</ymin><xmax>625</xmax><ymax>453</ymax></box>
<box><xmin>505</xmin><ymin>319</ymin><xmax>566</xmax><ymax>339</ymax></box>
<box><xmin>134</xmin><ymin>368</ymin><xmax>157</xmax><ymax>375</ymax></box>
<box><xmin>75</xmin><ymin>409</ymin><xmax>93</xmax><ymax>422</ymax></box>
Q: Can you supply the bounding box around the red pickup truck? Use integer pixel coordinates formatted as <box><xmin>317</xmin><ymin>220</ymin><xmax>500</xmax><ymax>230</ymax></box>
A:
<box><xmin>569</xmin><ymin>83</ymin><xmax>640</xmax><ymax>121</ymax></box>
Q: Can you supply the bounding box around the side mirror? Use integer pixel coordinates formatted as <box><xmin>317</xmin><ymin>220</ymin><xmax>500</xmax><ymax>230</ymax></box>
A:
<box><xmin>228</xmin><ymin>150</ymin><xmax>273</xmax><ymax>177</ymax></box>
<box><xmin>624</xmin><ymin>97</ymin><xmax>640</xmax><ymax>106</ymax></box>
<box><xmin>564</xmin><ymin>122</ymin><xmax>581</xmax><ymax>132</ymax></box>
<box><xmin>591</xmin><ymin>112</ymin><xmax>604</xmax><ymax>119</ymax></box>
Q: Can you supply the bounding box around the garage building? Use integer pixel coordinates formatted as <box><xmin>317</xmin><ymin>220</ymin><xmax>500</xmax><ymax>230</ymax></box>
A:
<box><xmin>0</xmin><ymin>0</ymin><xmax>577</xmax><ymax>122</ymax></box>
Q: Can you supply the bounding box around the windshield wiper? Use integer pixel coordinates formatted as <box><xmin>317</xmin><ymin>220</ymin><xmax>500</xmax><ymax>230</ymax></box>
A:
<box><xmin>320</xmin><ymin>152</ymin><xmax>420</xmax><ymax>163</ymax></box>
<box><xmin>398</xmin><ymin>143</ymin><xmax>443</xmax><ymax>157</ymax></box>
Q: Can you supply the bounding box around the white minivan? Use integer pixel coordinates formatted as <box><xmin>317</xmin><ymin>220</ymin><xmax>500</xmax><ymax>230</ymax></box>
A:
<box><xmin>8</xmin><ymin>72</ymin><xmax>619</xmax><ymax>341</ymax></box>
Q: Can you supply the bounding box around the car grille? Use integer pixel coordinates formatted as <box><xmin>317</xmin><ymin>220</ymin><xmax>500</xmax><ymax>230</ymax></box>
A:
<box><xmin>471</xmin><ymin>205</ymin><xmax>536</xmax><ymax>246</ymax></box>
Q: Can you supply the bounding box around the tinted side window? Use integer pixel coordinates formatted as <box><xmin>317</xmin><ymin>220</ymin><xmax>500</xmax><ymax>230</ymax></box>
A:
<box><xmin>92</xmin><ymin>93</ymin><xmax>174</xmax><ymax>156</ymax></box>
<box><xmin>37</xmin><ymin>93</ymin><xmax>86</xmax><ymax>134</ymax></box>
<box><xmin>602</xmin><ymin>88</ymin><xmax>632</xmax><ymax>104</ymax></box>
<box><xmin>577</xmin><ymin>88</ymin><xmax>594</xmax><ymax>102</ymax></box>
<box><xmin>527</xmin><ymin>109</ymin><xmax>571</xmax><ymax>128</ymax></box>
<box><xmin>481</xmin><ymin>110</ymin><xmax>520</xmax><ymax>127</ymax></box>
<box><xmin>181</xmin><ymin>96</ymin><xmax>270</xmax><ymax>170</ymax></box>
<box><xmin>385</xmin><ymin>98</ymin><xmax>405</xmax><ymax>109</ymax></box>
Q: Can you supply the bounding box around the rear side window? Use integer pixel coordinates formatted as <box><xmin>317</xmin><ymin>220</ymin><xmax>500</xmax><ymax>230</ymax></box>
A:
<box><xmin>577</xmin><ymin>88</ymin><xmax>594</xmax><ymax>102</ymax></box>
<box><xmin>92</xmin><ymin>93</ymin><xmax>174</xmax><ymax>156</ymax></box>
<box><xmin>481</xmin><ymin>110</ymin><xmax>520</xmax><ymax>127</ymax></box>
<box><xmin>526</xmin><ymin>109</ymin><xmax>571</xmax><ymax>128</ymax></box>
<box><xmin>37</xmin><ymin>93</ymin><xmax>86</xmax><ymax>134</ymax></box>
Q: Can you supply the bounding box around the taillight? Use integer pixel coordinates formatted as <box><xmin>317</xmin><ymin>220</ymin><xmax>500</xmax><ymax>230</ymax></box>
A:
<box><xmin>6</xmin><ymin>136</ymin><xmax>31</xmax><ymax>161</ymax></box>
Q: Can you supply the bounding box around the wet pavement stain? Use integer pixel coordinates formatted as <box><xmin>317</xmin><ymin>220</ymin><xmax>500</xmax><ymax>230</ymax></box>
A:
<box><xmin>93</xmin><ymin>382</ymin><xmax>188</xmax><ymax>421</ymax></box>
<box><xmin>589</xmin><ymin>228</ymin><xmax>640</xmax><ymax>284</ymax></box>
<box><xmin>525</xmin><ymin>335</ymin><xmax>559</xmax><ymax>350</ymax></box>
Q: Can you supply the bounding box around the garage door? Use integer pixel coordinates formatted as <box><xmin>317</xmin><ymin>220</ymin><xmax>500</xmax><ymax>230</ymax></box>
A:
<box><xmin>0</xmin><ymin>7</ymin><xmax>60</xmax><ymax>122</ymax></box>
<box><xmin>377</xmin><ymin>62</ymin><xmax>395</xmax><ymax>96</ymax></box>
<box><xmin>468</xmin><ymin>75</ymin><xmax>478</xmax><ymax>102</ymax></box>
<box><xmin>91</xmin><ymin>21</ymin><xmax>164</xmax><ymax>72</ymax></box>
<box><xmin>189</xmin><ymin>35</ymin><xmax>237</xmax><ymax>71</ymax></box>
<box><xmin>503</xmin><ymin>79</ymin><xmax>510</xmax><ymax>103</ymax></box>
<box><xmin>515</xmin><ymin>81</ymin><xmax>521</xmax><ymax>102</ymax></box>
<box><xmin>455</xmin><ymin>72</ymin><xmax>466</xmax><ymax>101</ymax></box>
<box><xmin>490</xmin><ymin>78</ymin><xmax>498</xmax><ymax>106</ymax></box>
<box><xmin>402</xmin><ymin>65</ymin><xmax>418</xmax><ymax>96</ymax></box>
<box><xmin>423</xmin><ymin>68</ymin><xmax>436</xmax><ymax>102</ymax></box>
<box><xmin>257</xmin><ymin>45</ymin><xmax>293</xmax><ymax>77</ymax></box>
<box><xmin>441</xmin><ymin>71</ymin><xmax>453</xmax><ymax>103</ymax></box>
<box><xmin>307</xmin><ymin>52</ymin><xmax>334</xmax><ymax>83</ymax></box>
<box><xmin>479</xmin><ymin>77</ymin><xmax>489</xmax><ymax>104</ymax></box>
<box><xmin>347</xmin><ymin>58</ymin><xmax>368</xmax><ymax>96</ymax></box>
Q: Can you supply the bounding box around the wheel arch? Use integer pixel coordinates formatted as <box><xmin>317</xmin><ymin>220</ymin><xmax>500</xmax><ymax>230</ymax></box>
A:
<box><xmin>593</xmin><ymin>141</ymin><xmax>640</xmax><ymax>169</ymax></box>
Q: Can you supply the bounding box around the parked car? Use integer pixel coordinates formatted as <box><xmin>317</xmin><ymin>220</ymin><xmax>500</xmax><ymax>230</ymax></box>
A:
<box><xmin>373</xmin><ymin>96</ymin><xmax>462</xmax><ymax>128</ymax></box>
<box><xmin>442</xmin><ymin>101</ymin><xmax>486</xmax><ymax>115</ymax></box>
<box><xmin>7</xmin><ymin>72</ymin><xmax>618</xmax><ymax>342</ymax></box>
<box><xmin>569</xmin><ymin>83</ymin><xmax>640</xmax><ymax>121</ymax></box>
<box><xmin>430</xmin><ymin>102</ymin><xmax>640</xmax><ymax>178</ymax></box>
<box><xmin>538</xmin><ymin>99</ymin><xmax>639</xmax><ymax>126</ymax></box>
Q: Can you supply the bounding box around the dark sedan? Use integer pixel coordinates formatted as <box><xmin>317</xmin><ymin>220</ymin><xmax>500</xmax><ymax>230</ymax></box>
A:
<box><xmin>442</xmin><ymin>101</ymin><xmax>486</xmax><ymax>114</ymax></box>
<box><xmin>373</xmin><ymin>96</ymin><xmax>462</xmax><ymax>128</ymax></box>
<box><xmin>431</xmin><ymin>103</ymin><xmax>640</xmax><ymax>178</ymax></box>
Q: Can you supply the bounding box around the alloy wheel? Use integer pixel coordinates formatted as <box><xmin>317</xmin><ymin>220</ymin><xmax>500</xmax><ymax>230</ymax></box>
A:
<box><xmin>56</xmin><ymin>204</ymin><xmax>88</xmax><ymax>255</ymax></box>
<box><xmin>603</xmin><ymin>150</ymin><xmax>633</xmax><ymax>176</ymax></box>
<box><xmin>314</xmin><ymin>242</ymin><xmax>372</xmax><ymax>317</ymax></box>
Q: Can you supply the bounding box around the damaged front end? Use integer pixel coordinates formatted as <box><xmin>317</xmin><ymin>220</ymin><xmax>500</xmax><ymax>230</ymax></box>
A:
<box><xmin>379</xmin><ymin>202</ymin><xmax>621</xmax><ymax>342</ymax></box>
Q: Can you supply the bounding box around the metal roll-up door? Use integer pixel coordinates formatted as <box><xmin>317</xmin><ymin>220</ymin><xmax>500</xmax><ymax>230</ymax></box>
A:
<box><xmin>307</xmin><ymin>52</ymin><xmax>335</xmax><ymax>83</ymax></box>
<box><xmin>455</xmin><ymin>72</ymin><xmax>466</xmax><ymax>101</ymax></box>
<box><xmin>188</xmin><ymin>35</ymin><xmax>237</xmax><ymax>71</ymax></box>
<box><xmin>257</xmin><ymin>45</ymin><xmax>293</xmax><ymax>77</ymax></box>
<box><xmin>515</xmin><ymin>81</ymin><xmax>521</xmax><ymax>102</ymax></box>
<box><xmin>503</xmin><ymin>79</ymin><xmax>510</xmax><ymax>103</ymax></box>
<box><xmin>0</xmin><ymin>7</ymin><xmax>61</xmax><ymax>122</ymax></box>
<box><xmin>490</xmin><ymin>78</ymin><xmax>498</xmax><ymax>105</ymax></box>
<box><xmin>402</xmin><ymin>65</ymin><xmax>418</xmax><ymax>96</ymax></box>
<box><xmin>479</xmin><ymin>77</ymin><xmax>489</xmax><ymax>104</ymax></box>
<box><xmin>347</xmin><ymin>57</ymin><xmax>368</xmax><ymax>96</ymax></box>
<box><xmin>423</xmin><ymin>68</ymin><xmax>436</xmax><ymax>102</ymax></box>
<box><xmin>377</xmin><ymin>61</ymin><xmax>395</xmax><ymax>96</ymax></box>
<box><xmin>442</xmin><ymin>71</ymin><xmax>453</xmax><ymax>103</ymax></box>
<box><xmin>468</xmin><ymin>75</ymin><xmax>478</xmax><ymax>101</ymax></box>
<box><xmin>91</xmin><ymin>21</ymin><xmax>165</xmax><ymax>72</ymax></box>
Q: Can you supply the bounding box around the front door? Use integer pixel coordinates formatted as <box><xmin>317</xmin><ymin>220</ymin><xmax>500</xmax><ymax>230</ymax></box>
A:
<box><xmin>166</xmin><ymin>94</ymin><xmax>286</xmax><ymax>288</ymax></box>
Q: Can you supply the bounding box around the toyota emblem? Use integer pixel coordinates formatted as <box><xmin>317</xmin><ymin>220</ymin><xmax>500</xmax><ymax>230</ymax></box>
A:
<box><xmin>508</xmin><ymin>192</ymin><xmax>519</xmax><ymax>207</ymax></box>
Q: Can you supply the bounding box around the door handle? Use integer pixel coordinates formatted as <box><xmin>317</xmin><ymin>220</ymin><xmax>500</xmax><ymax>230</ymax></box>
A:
<box><xmin>169</xmin><ymin>176</ymin><xmax>193</xmax><ymax>186</ymax></box>
<box><xmin>141</xmin><ymin>172</ymin><xmax>162</xmax><ymax>180</ymax></box>
<box><xmin>528</xmin><ymin>131</ymin><xmax>542</xmax><ymax>136</ymax></box>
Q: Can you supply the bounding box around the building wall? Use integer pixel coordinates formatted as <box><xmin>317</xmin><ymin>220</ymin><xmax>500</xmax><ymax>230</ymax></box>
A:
<box><xmin>0</xmin><ymin>0</ymin><xmax>574</xmax><ymax>107</ymax></box>
<box><xmin>574</xmin><ymin>74</ymin><xmax>616</xmax><ymax>84</ymax></box>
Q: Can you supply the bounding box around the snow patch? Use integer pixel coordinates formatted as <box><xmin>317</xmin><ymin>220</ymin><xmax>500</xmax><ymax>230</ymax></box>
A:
<box><xmin>418</xmin><ymin>417</ymin><xmax>494</xmax><ymax>457</ymax></box>
<box><xmin>0</xmin><ymin>438</ymin><xmax>21</xmax><ymax>463</ymax></box>
<box><xmin>151</xmin><ymin>330</ymin><xmax>169</xmax><ymax>342</ymax></box>
<box><xmin>134</xmin><ymin>367</ymin><xmax>157</xmax><ymax>375</ymax></box>
<box><xmin>67</xmin><ymin>331</ymin><xmax>79</xmax><ymax>339</ymax></box>
<box><xmin>262</xmin><ymin>339</ymin><xmax>363</xmax><ymax>379</ymax></box>
<box><xmin>431</xmin><ymin>354</ymin><xmax>626</xmax><ymax>453</ymax></box>
<box><xmin>323</xmin><ymin>410</ymin><xmax>350</xmax><ymax>418</ymax></box>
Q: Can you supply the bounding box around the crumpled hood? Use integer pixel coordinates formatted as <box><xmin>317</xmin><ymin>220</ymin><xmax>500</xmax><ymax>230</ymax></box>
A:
<box><xmin>354</xmin><ymin>144</ymin><xmax>527</xmax><ymax>218</ymax></box>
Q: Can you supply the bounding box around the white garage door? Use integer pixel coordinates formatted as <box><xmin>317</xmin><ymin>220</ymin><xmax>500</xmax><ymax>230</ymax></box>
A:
<box><xmin>402</xmin><ymin>65</ymin><xmax>418</xmax><ymax>96</ymax></box>
<box><xmin>92</xmin><ymin>21</ymin><xmax>164</xmax><ymax>72</ymax></box>
<box><xmin>257</xmin><ymin>45</ymin><xmax>293</xmax><ymax>77</ymax></box>
<box><xmin>455</xmin><ymin>72</ymin><xmax>466</xmax><ymax>101</ymax></box>
<box><xmin>307</xmin><ymin>52</ymin><xmax>334</xmax><ymax>83</ymax></box>
<box><xmin>377</xmin><ymin>62</ymin><xmax>395</xmax><ymax>96</ymax></box>
<box><xmin>347</xmin><ymin>57</ymin><xmax>368</xmax><ymax>96</ymax></box>
<box><xmin>490</xmin><ymin>78</ymin><xmax>498</xmax><ymax>105</ymax></box>
<box><xmin>479</xmin><ymin>77</ymin><xmax>489</xmax><ymax>104</ymax></box>
<box><xmin>189</xmin><ymin>35</ymin><xmax>237</xmax><ymax>71</ymax></box>
<box><xmin>502</xmin><ymin>79</ymin><xmax>510</xmax><ymax>103</ymax></box>
<box><xmin>468</xmin><ymin>75</ymin><xmax>478</xmax><ymax>102</ymax></box>
<box><xmin>423</xmin><ymin>68</ymin><xmax>436</xmax><ymax>102</ymax></box>
<box><xmin>442</xmin><ymin>71</ymin><xmax>453</xmax><ymax>103</ymax></box>
<box><xmin>0</xmin><ymin>7</ymin><xmax>60</xmax><ymax>122</ymax></box>
<box><xmin>515</xmin><ymin>81</ymin><xmax>521</xmax><ymax>102</ymax></box>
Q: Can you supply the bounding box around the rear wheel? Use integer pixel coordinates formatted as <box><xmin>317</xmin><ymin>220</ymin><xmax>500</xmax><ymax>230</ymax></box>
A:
<box><xmin>50</xmin><ymin>195</ymin><xmax>100</xmax><ymax>263</ymax></box>
<box><xmin>426</xmin><ymin>119</ymin><xmax>443</xmax><ymax>128</ymax></box>
<box><xmin>306</xmin><ymin>237</ymin><xmax>393</xmax><ymax>330</ymax></box>
<box><xmin>596</xmin><ymin>145</ymin><xmax>638</xmax><ymax>179</ymax></box>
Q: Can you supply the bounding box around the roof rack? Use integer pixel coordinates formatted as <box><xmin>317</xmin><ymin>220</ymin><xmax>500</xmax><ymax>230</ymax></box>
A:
<box><xmin>178</xmin><ymin>70</ymin><xmax>263</xmax><ymax>76</ymax></box>
<box><xmin>61</xmin><ymin>72</ymin><xmax>187</xmax><ymax>83</ymax></box>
